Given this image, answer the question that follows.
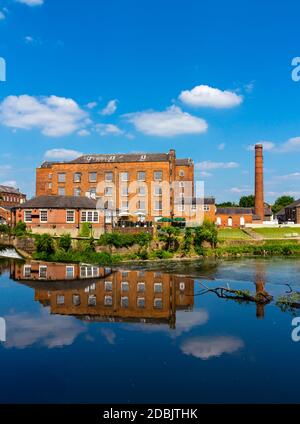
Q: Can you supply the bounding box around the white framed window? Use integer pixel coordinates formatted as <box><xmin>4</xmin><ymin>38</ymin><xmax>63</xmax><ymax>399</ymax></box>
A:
<box><xmin>121</xmin><ymin>187</ymin><xmax>129</xmax><ymax>197</ymax></box>
<box><xmin>81</xmin><ymin>210</ymin><xmax>99</xmax><ymax>223</ymax></box>
<box><xmin>121</xmin><ymin>200</ymin><xmax>129</xmax><ymax>211</ymax></box>
<box><xmin>154</xmin><ymin>171</ymin><xmax>163</xmax><ymax>181</ymax></box>
<box><xmin>137</xmin><ymin>297</ymin><xmax>145</xmax><ymax>308</ymax></box>
<box><xmin>88</xmin><ymin>295</ymin><xmax>97</xmax><ymax>306</ymax></box>
<box><xmin>57</xmin><ymin>295</ymin><xmax>65</xmax><ymax>305</ymax></box>
<box><xmin>89</xmin><ymin>172</ymin><xmax>97</xmax><ymax>182</ymax></box>
<box><xmin>80</xmin><ymin>265</ymin><xmax>99</xmax><ymax>278</ymax></box>
<box><xmin>137</xmin><ymin>201</ymin><xmax>146</xmax><ymax>211</ymax></box>
<box><xmin>66</xmin><ymin>266</ymin><xmax>75</xmax><ymax>279</ymax></box>
<box><xmin>121</xmin><ymin>172</ymin><xmax>129</xmax><ymax>182</ymax></box>
<box><xmin>48</xmin><ymin>173</ymin><xmax>52</xmax><ymax>180</ymax></box>
<box><xmin>40</xmin><ymin>210</ymin><xmax>48</xmax><ymax>223</ymax></box>
<box><xmin>203</xmin><ymin>205</ymin><xmax>210</xmax><ymax>212</ymax></box>
<box><xmin>179</xmin><ymin>181</ymin><xmax>185</xmax><ymax>188</ymax></box>
<box><xmin>179</xmin><ymin>282</ymin><xmax>185</xmax><ymax>291</ymax></box>
<box><xmin>154</xmin><ymin>200</ymin><xmax>162</xmax><ymax>211</ymax></box>
<box><xmin>216</xmin><ymin>217</ymin><xmax>222</xmax><ymax>226</ymax></box>
<box><xmin>105</xmin><ymin>187</ymin><xmax>113</xmax><ymax>197</ymax></box>
<box><xmin>105</xmin><ymin>172</ymin><xmax>113</xmax><ymax>182</ymax></box>
<box><xmin>23</xmin><ymin>265</ymin><xmax>31</xmax><ymax>278</ymax></box>
<box><xmin>154</xmin><ymin>283</ymin><xmax>163</xmax><ymax>293</ymax></box>
<box><xmin>154</xmin><ymin>272</ymin><xmax>162</xmax><ymax>278</ymax></box>
<box><xmin>58</xmin><ymin>187</ymin><xmax>65</xmax><ymax>196</ymax></box>
<box><xmin>104</xmin><ymin>295</ymin><xmax>113</xmax><ymax>306</ymax></box>
<box><xmin>179</xmin><ymin>170</ymin><xmax>185</xmax><ymax>177</ymax></box>
<box><xmin>89</xmin><ymin>188</ymin><xmax>96</xmax><ymax>197</ymax></box>
<box><xmin>228</xmin><ymin>217</ymin><xmax>233</xmax><ymax>227</ymax></box>
<box><xmin>191</xmin><ymin>203</ymin><xmax>197</xmax><ymax>211</ymax></box>
<box><xmin>24</xmin><ymin>210</ymin><xmax>32</xmax><ymax>223</ymax></box>
<box><xmin>121</xmin><ymin>282</ymin><xmax>129</xmax><ymax>292</ymax></box>
<box><xmin>48</xmin><ymin>183</ymin><xmax>52</xmax><ymax>190</ymax></box>
<box><xmin>73</xmin><ymin>172</ymin><xmax>81</xmax><ymax>183</ymax></box>
<box><xmin>137</xmin><ymin>171</ymin><xmax>146</xmax><ymax>181</ymax></box>
<box><xmin>121</xmin><ymin>296</ymin><xmax>129</xmax><ymax>308</ymax></box>
<box><xmin>137</xmin><ymin>282</ymin><xmax>145</xmax><ymax>292</ymax></box>
<box><xmin>66</xmin><ymin>210</ymin><xmax>75</xmax><ymax>223</ymax></box>
<box><xmin>154</xmin><ymin>186</ymin><xmax>162</xmax><ymax>196</ymax></box>
<box><xmin>73</xmin><ymin>294</ymin><xmax>81</xmax><ymax>306</ymax></box>
<box><xmin>154</xmin><ymin>298</ymin><xmax>163</xmax><ymax>309</ymax></box>
<box><xmin>58</xmin><ymin>173</ymin><xmax>66</xmax><ymax>183</ymax></box>
<box><xmin>177</xmin><ymin>204</ymin><xmax>185</xmax><ymax>212</ymax></box>
<box><xmin>105</xmin><ymin>281</ymin><xmax>113</xmax><ymax>291</ymax></box>
<box><xmin>39</xmin><ymin>265</ymin><xmax>47</xmax><ymax>279</ymax></box>
<box><xmin>138</xmin><ymin>186</ymin><xmax>146</xmax><ymax>196</ymax></box>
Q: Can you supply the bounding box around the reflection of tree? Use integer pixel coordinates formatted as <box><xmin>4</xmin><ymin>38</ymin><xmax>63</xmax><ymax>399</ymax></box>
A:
<box><xmin>0</xmin><ymin>259</ymin><xmax>10</xmax><ymax>277</ymax></box>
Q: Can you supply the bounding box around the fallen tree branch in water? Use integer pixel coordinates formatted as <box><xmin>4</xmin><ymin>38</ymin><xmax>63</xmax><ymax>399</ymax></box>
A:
<box><xmin>198</xmin><ymin>283</ymin><xmax>273</xmax><ymax>305</ymax></box>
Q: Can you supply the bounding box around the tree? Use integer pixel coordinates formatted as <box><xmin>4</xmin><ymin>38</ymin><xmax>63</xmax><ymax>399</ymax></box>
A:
<box><xmin>272</xmin><ymin>195</ymin><xmax>295</xmax><ymax>214</ymax></box>
<box><xmin>59</xmin><ymin>233</ymin><xmax>72</xmax><ymax>251</ymax></box>
<box><xmin>35</xmin><ymin>234</ymin><xmax>55</xmax><ymax>257</ymax></box>
<box><xmin>239</xmin><ymin>195</ymin><xmax>255</xmax><ymax>208</ymax></box>
<box><xmin>183</xmin><ymin>228</ymin><xmax>193</xmax><ymax>254</ymax></box>
<box><xmin>194</xmin><ymin>221</ymin><xmax>218</xmax><ymax>252</ymax></box>
<box><xmin>158</xmin><ymin>226</ymin><xmax>181</xmax><ymax>252</ymax></box>
<box><xmin>216</xmin><ymin>202</ymin><xmax>238</xmax><ymax>207</ymax></box>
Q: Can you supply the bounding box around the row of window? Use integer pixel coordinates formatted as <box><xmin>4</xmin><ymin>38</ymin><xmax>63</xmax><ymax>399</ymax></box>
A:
<box><xmin>54</xmin><ymin>170</ymin><xmax>165</xmax><ymax>184</ymax></box>
<box><xmin>0</xmin><ymin>195</ymin><xmax>25</xmax><ymax>203</ymax></box>
<box><xmin>23</xmin><ymin>210</ymin><xmax>99</xmax><ymax>224</ymax></box>
<box><xmin>56</xmin><ymin>294</ymin><xmax>163</xmax><ymax>309</ymax></box>
<box><xmin>23</xmin><ymin>265</ymin><xmax>101</xmax><ymax>279</ymax></box>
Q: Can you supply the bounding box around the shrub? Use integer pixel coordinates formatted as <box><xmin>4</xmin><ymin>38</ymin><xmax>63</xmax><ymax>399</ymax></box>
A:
<box><xmin>150</xmin><ymin>249</ymin><xmax>173</xmax><ymax>259</ymax></box>
<box><xmin>59</xmin><ymin>233</ymin><xmax>72</xmax><ymax>252</ymax></box>
<box><xmin>98</xmin><ymin>232</ymin><xmax>152</xmax><ymax>249</ymax></box>
<box><xmin>79</xmin><ymin>222</ymin><xmax>92</xmax><ymax>238</ymax></box>
<box><xmin>35</xmin><ymin>233</ymin><xmax>55</xmax><ymax>257</ymax></box>
<box><xmin>183</xmin><ymin>228</ymin><xmax>193</xmax><ymax>254</ymax></box>
<box><xmin>194</xmin><ymin>221</ymin><xmax>218</xmax><ymax>253</ymax></box>
<box><xmin>158</xmin><ymin>226</ymin><xmax>180</xmax><ymax>252</ymax></box>
<box><xmin>12</xmin><ymin>221</ymin><xmax>27</xmax><ymax>237</ymax></box>
<box><xmin>0</xmin><ymin>224</ymin><xmax>10</xmax><ymax>234</ymax></box>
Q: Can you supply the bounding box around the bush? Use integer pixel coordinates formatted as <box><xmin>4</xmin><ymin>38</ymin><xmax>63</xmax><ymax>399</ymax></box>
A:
<box><xmin>59</xmin><ymin>233</ymin><xmax>72</xmax><ymax>251</ymax></box>
<box><xmin>12</xmin><ymin>221</ymin><xmax>27</xmax><ymax>237</ymax></box>
<box><xmin>183</xmin><ymin>228</ymin><xmax>193</xmax><ymax>254</ymax></box>
<box><xmin>194</xmin><ymin>221</ymin><xmax>218</xmax><ymax>253</ymax></box>
<box><xmin>79</xmin><ymin>222</ymin><xmax>92</xmax><ymax>238</ymax></box>
<box><xmin>150</xmin><ymin>249</ymin><xmax>173</xmax><ymax>259</ymax></box>
<box><xmin>158</xmin><ymin>226</ymin><xmax>180</xmax><ymax>252</ymax></box>
<box><xmin>98</xmin><ymin>232</ymin><xmax>152</xmax><ymax>249</ymax></box>
<box><xmin>35</xmin><ymin>233</ymin><xmax>55</xmax><ymax>257</ymax></box>
<box><xmin>0</xmin><ymin>224</ymin><xmax>10</xmax><ymax>234</ymax></box>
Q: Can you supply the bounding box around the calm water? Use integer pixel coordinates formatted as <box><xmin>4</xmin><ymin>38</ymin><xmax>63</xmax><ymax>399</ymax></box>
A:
<box><xmin>0</xmin><ymin>256</ymin><xmax>300</xmax><ymax>404</ymax></box>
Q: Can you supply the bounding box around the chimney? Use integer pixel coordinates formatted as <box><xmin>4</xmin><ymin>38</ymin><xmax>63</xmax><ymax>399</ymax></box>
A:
<box><xmin>254</xmin><ymin>144</ymin><xmax>264</xmax><ymax>221</ymax></box>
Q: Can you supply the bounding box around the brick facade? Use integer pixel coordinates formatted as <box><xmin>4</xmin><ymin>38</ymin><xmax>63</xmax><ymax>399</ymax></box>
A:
<box><xmin>0</xmin><ymin>185</ymin><xmax>26</xmax><ymax>208</ymax></box>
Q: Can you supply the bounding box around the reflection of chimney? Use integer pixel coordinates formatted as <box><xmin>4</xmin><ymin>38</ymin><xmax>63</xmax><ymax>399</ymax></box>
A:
<box><xmin>255</xmin><ymin>144</ymin><xmax>264</xmax><ymax>221</ymax></box>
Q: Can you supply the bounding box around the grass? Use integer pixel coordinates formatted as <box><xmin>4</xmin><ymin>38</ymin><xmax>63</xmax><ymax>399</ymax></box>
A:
<box><xmin>253</xmin><ymin>227</ymin><xmax>300</xmax><ymax>239</ymax></box>
<box><xmin>218</xmin><ymin>228</ymin><xmax>251</xmax><ymax>240</ymax></box>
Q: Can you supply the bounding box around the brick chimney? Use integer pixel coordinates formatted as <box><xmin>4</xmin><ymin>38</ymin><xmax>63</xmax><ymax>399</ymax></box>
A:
<box><xmin>254</xmin><ymin>144</ymin><xmax>264</xmax><ymax>221</ymax></box>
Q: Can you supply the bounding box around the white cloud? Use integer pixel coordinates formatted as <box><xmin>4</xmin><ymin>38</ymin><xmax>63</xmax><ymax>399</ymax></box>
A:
<box><xmin>0</xmin><ymin>11</ymin><xmax>6</xmax><ymax>20</ymax></box>
<box><xmin>16</xmin><ymin>0</ymin><xmax>44</xmax><ymax>6</ymax></box>
<box><xmin>95</xmin><ymin>123</ymin><xmax>124</xmax><ymax>136</ymax></box>
<box><xmin>275</xmin><ymin>172</ymin><xmax>300</xmax><ymax>180</ymax></box>
<box><xmin>24</xmin><ymin>36</ymin><xmax>34</xmax><ymax>43</ymax></box>
<box><xmin>77</xmin><ymin>129</ymin><xmax>90</xmax><ymax>137</ymax></box>
<box><xmin>0</xmin><ymin>180</ymin><xmax>17</xmax><ymax>188</ymax></box>
<box><xmin>247</xmin><ymin>137</ymin><xmax>300</xmax><ymax>153</ymax></box>
<box><xmin>229</xmin><ymin>187</ymin><xmax>252</xmax><ymax>194</ymax></box>
<box><xmin>0</xmin><ymin>165</ymin><xmax>12</xmax><ymax>172</ymax></box>
<box><xmin>86</xmin><ymin>101</ymin><xmax>97</xmax><ymax>109</ymax></box>
<box><xmin>179</xmin><ymin>85</ymin><xmax>243</xmax><ymax>109</ymax></box>
<box><xmin>44</xmin><ymin>148</ymin><xmax>82</xmax><ymax>160</ymax></box>
<box><xmin>125</xmin><ymin>105</ymin><xmax>208</xmax><ymax>137</ymax></box>
<box><xmin>218</xmin><ymin>143</ymin><xmax>226</xmax><ymax>150</ymax></box>
<box><xmin>0</xmin><ymin>95</ymin><xmax>89</xmax><ymax>137</ymax></box>
<box><xmin>196</xmin><ymin>161</ymin><xmax>239</xmax><ymax>171</ymax></box>
<box><xmin>181</xmin><ymin>336</ymin><xmax>244</xmax><ymax>360</ymax></box>
<box><xmin>100</xmin><ymin>99</ymin><xmax>118</xmax><ymax>116</ymax></box>
<box><xmin>246</xmin><ymin>141</ymin><xmax>275</xmax><ymax>151</ymax></box>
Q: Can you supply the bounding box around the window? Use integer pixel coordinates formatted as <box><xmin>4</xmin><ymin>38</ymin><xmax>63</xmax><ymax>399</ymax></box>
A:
<box><xmin>58</xmin><ymin>187</ymin><xmax>65</xmax><ymax>196</ymax></box>
<box><xmin>48</xmin><ymin>173</ymin><xmax>52</xmax><ymax>180</ymax></box>
<box><xmin>137</xmin><ymin>297</ymin><xmax>145</xmax><ymax>308</ymax></box>
<box><xmin>66</xmin><ymin>266</ymin><xmax>74</xmax><ymax>279</ymax></box>
<box><xmin>66</xmin><ymin>210</ymin><xmax>75</xmax><ymax>223</ymax></box>
<box><xmin>73</xmin><ymin>172</ymin><xmax>81</xmax><ymax>183</ymax></box>
<box><xmin>216</xmin><ymin>217</ymin><xmax>222</xmax><ymax>226</ymax></box>
<box><xmin>154</xmin><ymin>298</ymin><xmax>163</xmax><ymax>309</ymax></box>
<box><xmin>48</xmin><ymin>183</ymin><xmax>52</xmax><ymax>190</ymax></box>
<box><xmin>122</xmin><ymin>271</ymin><xmax>129</xmax><ymax>278</ymax></box>
<box><xmin>58</xmin><ymin>173</ymin><xmax>66</xmax><ymax>183</ymax></box>
<box><xmin>138</xmin><ymin>270</ymin><xmax>145</xmax><ymax>278</ymax></box>
<box><xmin>179</xmin><ymin>282</ymin><xmax>185</xmax><ymax>291</ymax></box>
<box><xmin>228</xmin><ymin>217</ymin><xmax>233</xmax><ymax>227</ymax></box>
<box><xmin>121</xmin><ymin>201</ymin><xmax>129</xmax><ymax>211</ymax></box>
<box><xmin>105</xmin><ymin>281</ymin><xmax>113</xmax><ymax>291</ymax></box>
<box><xmin>40</xmin><ymin>210</ymin><xmax>48</xmax><ymax>223</ymax></box>
<box><xmin>137</xmin><ymin>201</ymin><xmax>146</xmax><ymax>211</ymax></box>
<box><xmin>39</xmin><ymin>266</ymin><xmax>47</xmax><ymax>278</ymax></box>
<box><xmin>191</xmin><ymin>203</ymin><xmax>197</xmax><ymax>211</ymax></box>
<box><xmin>80</xmin><ymin>265</ymin><xmax>99</xmax><ymax>278</ymax></box>
<box><xmin>88</xmin><ymin>172</ymin><xmax>96</xmax><ymax>183</ymax></box>
<box><xmin>104</xmin><ymin>295</ymin><xmax>113</xmax><ymax>306</ymax></box>
<box><xmin>88</xmin><ymin>295</ymin><xmax>97</xmax><ymax>306</ymax></box>
<box><xmin>105</xmin><ymin>187</ymin><xmax>113</xmax><ymax>197</ymax></box>
<box><xmin>154</xmin><ymin>186</ymin><xmax>162</xmax><ymax>196</ymax></box>
<box><xmin>154</xmin><ymin>171</ymin><xmax>163</xmax><ymax>181</ymax></box>
<box><xmin>105</xmin><ymin>172</ymin><xmax>113</xmax><ymax>182</ymax></box>
<box><xmin>179</xmin><ymin>170</ymin><xmax>185</xmax><ymax>177</ymax></box>
<box><xmin>81</xmin><ymin>210</ymin><xmax>99</xmax><ymax>223</ymax></box>
<box><xmin>137</xmin><ymin>171</ymin><xmax>146</xmax><ymax>181</ymax></box>
<box><xmin>121</xmin><ymin>172</ymin><xmax>129</xmax><ymax>182</ymax></box>
<box><xmin>178</xmin><ymin>204</ymin><xmax>185</xmax><ymax>212</ymax></box>
<box><xmin>179</xmin><ymin>181</ymin><xmax>185</xmax><ymax>188</ymax></box>
<box><xmin>154</xmin><ymin>283</ymin><xmax>163</xmax><ymax>293</ymax></box>
<box><xmin>121</xmin><ymin>187</ymin><xmax>129</xmax><ymax>197</ymax></box>
<box><xmin>154</xmin><ymin>200</ymin><xmax>162</xmax><ymax>211</ymax></box>
<box><xmin>137</xmin><ymin>282</ymin><xmax>145</xmax><ymax>292</ymax></box>
<box><xmin>89</xmin><ymin>188</ymin><xmax>96</xmax><ymax>198</ymax></box>
<box><xmin>73</xmin><ymin>294</ymin><xmax>81</xmax><ymax>306</ymax></box>
<box><xmin>23</xmin><ymin>265</ymin><xmax>31</xmax><ymax>278</ymax></box>
<box><xmin>121</xmin><ymin>282</ymin><xmax>129</xmax><ymax>292</ymax></box>
<box><xmin>24</xmin><ymin>210</ymin><xmax>32</xmax><ymax>223</ymax></box>
<box><xmin>121</xmin><ymin>296</ymin><xmax>129</xmax><ymax>308</ymax></box>
<box><xmin>57</xmin><ymin>295</ymin><xmax>65</xmax><ymax>305</ymax></box>
<box><xmin>138</xmin><ymin>186</ymin><xmax>146</xmax><ymax>196</ymax></box>
<box><xmin>203</xmin><ymin>205</ymin><xmax>210</xmax><ymax>212</ymax></box>
<box><xmin>154</xmin><ymin>272</ymin><xmax>162</xmax><ymax>278</ymax></box>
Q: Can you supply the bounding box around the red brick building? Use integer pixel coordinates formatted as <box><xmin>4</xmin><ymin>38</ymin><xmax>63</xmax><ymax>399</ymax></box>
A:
<box><xmin>0</xmin><ymin>185</ymin><xmax>26</xmax><ymax>224</ymax></box>
<box><xmin>11</xmin><ymin>195</ymin><xmax>104</xmax><ymax>237</ymax></box>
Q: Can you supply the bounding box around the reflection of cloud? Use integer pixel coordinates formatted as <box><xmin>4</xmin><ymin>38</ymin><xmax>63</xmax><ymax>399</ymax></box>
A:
<box><xmin>181</xmin><ymin>336</ymin><xmax>244</xmax><ymax>360</ymax></box>
<box><xmin>100</xmin><ymin>328</ymin><xmax>116</xmax><ymax>345</ymax></box>
<box><xmin>4</xmin><ymin>308</ymin><xmax>86</xmax><ymax>349</ymax></box>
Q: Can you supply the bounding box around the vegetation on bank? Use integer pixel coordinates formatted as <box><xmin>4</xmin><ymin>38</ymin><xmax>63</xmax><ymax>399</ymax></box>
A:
<box><xmin>252</xmin><ymin>227</ymin><xmax>300</xmax><ymax>239</ymax></box>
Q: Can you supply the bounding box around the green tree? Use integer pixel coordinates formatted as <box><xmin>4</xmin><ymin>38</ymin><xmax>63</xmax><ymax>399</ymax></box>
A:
<box><xmin>216</xmin><ymin>201</ymin><xmax>238</xmax><ymax>207</ymax></box>
<box><xmin>12</xmin><ymin>221</ymin><xmax>27</xmax><ymax>237</ymax></box>
<box><xmin>272</xmin><ymin>195</ymin><xmax>294</xmax><ymax>214</ymax></box>
<box><xmin>183</xmin><ymin>228</ymin><xmax>193</xmax><ymax>254</ymax></box>
<box><xmin>35</xmin><ymin>234</ymin><xmax>55</xmax><ymax>257</ymax></box>
<box><xmin>239</xmin><ymin>195</ymin><xmax>255</xmax><ymax>208</ymax></box>
<box><xmin>59</xmin><ymin>233</ymin><xmax>72</xmax><ymax>251</ymax></box>
<box><xmin>158</xmin><ymin>226</ymin><xmax>181</xmax><ymax>252</ymax></box>
<box><xmin>194</xmin><ymin>221</ymin><xmax>218</xmax><ymax>253</ymax></box>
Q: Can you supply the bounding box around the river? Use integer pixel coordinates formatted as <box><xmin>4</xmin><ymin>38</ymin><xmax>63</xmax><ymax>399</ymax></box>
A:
<box><xmin>0</xmin><ymin>256</ymin><xmax>299</xmax><ymax>403</ymax></box>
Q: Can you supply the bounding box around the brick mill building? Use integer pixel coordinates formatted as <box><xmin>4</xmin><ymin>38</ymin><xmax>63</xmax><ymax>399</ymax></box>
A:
<box><xmin>0</xmin><ymin>185</ymin><xmax>26</xmax><ymax>224</ymax></box>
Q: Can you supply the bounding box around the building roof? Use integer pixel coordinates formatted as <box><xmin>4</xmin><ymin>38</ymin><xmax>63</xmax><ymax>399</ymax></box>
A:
<box><xmin>216</xmin><ymin>207</ymin><xmax>253</xmax><ymax>215</ymax></box>
<box><xmin>13</xmin><ymin>196</ymin><xmax>98</xmax><ymax>210</ymax></box>
<box><xmin>284</xmin><ymin>199</ymin><xmax>300</xmax><ymax>209</ymax></box>
<box><xmin>40</xmin><ymin>152</ymin><xmax>194</xmax><ymax>167</ymax></box>
<box><xmin>0</xmin><ymin>185</ymin><xmax>24</xmax><ymax>195</ymax></box>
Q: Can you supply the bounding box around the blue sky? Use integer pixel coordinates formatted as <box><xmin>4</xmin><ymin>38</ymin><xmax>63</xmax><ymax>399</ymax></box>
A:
<box><xmin>0</xmin><ymin>0</ymin><xmax>300</xmax><ymax>202</ymax></box>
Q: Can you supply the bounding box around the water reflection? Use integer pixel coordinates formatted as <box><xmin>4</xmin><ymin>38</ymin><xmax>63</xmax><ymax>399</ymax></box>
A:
<box><xmin>10</xmin><ymin>261</ymin><xmax>195</xmax><ymax>328</ymax></box>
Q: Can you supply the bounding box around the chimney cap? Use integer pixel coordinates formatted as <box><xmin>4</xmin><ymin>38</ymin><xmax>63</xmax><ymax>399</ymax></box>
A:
<box><xmin>255</xmin><ymin>143</ymin><xmax>263</xmax><ymax>149</ymax></box>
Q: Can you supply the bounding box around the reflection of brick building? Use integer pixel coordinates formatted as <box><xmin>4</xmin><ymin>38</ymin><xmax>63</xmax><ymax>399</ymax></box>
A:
<box><xmin>12</xmin><ymin>263</ymin><xmax>194</xmax><ymax>328</ymax></box>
